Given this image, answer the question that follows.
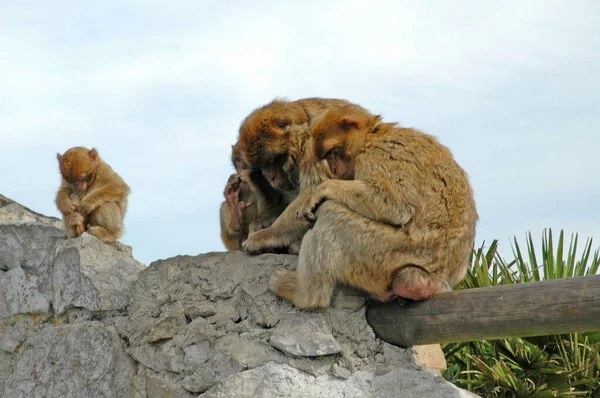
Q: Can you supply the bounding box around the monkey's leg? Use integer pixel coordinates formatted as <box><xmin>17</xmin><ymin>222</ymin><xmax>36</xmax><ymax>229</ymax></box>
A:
<box><xmin>86</xmin><ymin>202</ymin><xmax>123</xmax><ymax>243</ymax></box>
<box><xmin>270</xmin><ymin>229</ymin><xmax>336</xmax><ymax>309</ymax></box>
<box><xmin>63</xmin><ymin>218</ymin><xmax>79</xmax><ymax>238</ymax></box>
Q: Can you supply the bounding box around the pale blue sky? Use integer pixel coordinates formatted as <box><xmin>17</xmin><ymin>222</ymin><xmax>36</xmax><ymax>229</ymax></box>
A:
<box><xmin>1</xmin><ymin>1</ymin><xmax>599</xmax><ymax>265</ymax></box>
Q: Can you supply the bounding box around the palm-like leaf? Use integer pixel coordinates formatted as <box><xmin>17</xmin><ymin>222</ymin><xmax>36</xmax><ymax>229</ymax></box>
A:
<box><xmin>444</xmin><ymin>229</ymin><xmax>600</xmax><ymax>396</ymax></box>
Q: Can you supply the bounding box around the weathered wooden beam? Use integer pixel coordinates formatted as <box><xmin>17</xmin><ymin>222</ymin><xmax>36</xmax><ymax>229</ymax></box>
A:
<box><xmin>366</xmin><ymin>274</ymin><xmax>600</xmax><ymax>347</ymax></box>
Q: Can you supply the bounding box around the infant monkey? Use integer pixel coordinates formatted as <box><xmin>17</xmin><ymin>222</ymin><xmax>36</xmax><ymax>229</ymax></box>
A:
<box><xmin>271</xmin><ymin>106</ymin><xmax>478</xmax><ymax>308</ymax></box>
<box><xmin>55</xmin><ymin>146</ymin><xmax>130</xmax><ymax>243</ymax></box>
<box><xmin>220</xmin><ymin>142</ymin><xmax>289</xmax><ymax>250</ymax></box>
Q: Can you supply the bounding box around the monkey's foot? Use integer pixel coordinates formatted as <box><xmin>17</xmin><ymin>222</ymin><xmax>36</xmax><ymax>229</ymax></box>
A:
<box><xmin>393</xmin><ymin>279</ymin><xmax>437</xmax><ymax>301</ymax></box>
<box><xmin>86</xmin><ymin>226</ymin><xmax>118</xmax><ymax>243</ymax></box>
<box><xmin>270</xmin><ymin>270</ymin><xmax>298</xmax><ymax>303</ymax></box>
<box><xmin>242</xmin><ymin>232</ymin><xmax>273</xmax><ymax>254</ymax></box>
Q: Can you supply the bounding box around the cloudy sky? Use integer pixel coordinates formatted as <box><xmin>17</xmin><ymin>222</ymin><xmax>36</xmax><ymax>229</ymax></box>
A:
<box><xmin>1</xmin><ymin>1</ymin><xmax>598</xmax><ymax>265</ymax></box>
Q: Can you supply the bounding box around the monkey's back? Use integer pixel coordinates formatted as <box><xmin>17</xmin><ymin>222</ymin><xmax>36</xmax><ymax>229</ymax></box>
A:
<box><xmin>363</xmin><ymin>126</ymin><xmax>478</xmax><ymax>277</ymax></box>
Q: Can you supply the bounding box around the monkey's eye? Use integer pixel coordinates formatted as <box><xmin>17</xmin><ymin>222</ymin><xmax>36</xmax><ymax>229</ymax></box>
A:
<box><xmin>68</xmin><ymin>174</ymin><xmax>92</xmax><ymax>184</ymax></box>
<box><xmin>273</xmin><ymin>118</ymin><xmax>290</xmax><ymax>129</ymax></box>
<box><xmin>272</xmin><ymin>154</ymin><xmax>287</xmax><ymax>167</ymax></box>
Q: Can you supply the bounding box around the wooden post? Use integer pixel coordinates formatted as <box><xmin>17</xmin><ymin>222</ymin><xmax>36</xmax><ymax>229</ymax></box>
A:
<box><xmin>366</xmin><ymin>275</ymin><xmax>600</xmax><ymax>347</ymax></box>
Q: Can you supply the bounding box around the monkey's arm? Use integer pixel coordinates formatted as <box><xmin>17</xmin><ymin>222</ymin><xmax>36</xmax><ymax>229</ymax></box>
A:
<box><xmin>55</xmin><ymin>183</ymin><xmax>76</xmax><ymax>214</ymax></box>
<box><xmin>220</xmin><ymin>202</ymin><xmax>244</xmax><ymax>250</ymax></box>
<box><xmin>80</xmin><ymin>182</ymin><xmax>130</xmax><ymax>213</ymax></box>
<box><xmin>298</xmin><ymin>178</ymin><xmax>416</xmax><ymax>227</ymax></box>
<box><xmin>248</xmin><ymin>201</ymin><xmax>288</xmax><ymax>234</ymax></box>
<box><xmin>242</xmin><ymin>192</ymin><xmax>308</xmax><ymax>254</ymax></box>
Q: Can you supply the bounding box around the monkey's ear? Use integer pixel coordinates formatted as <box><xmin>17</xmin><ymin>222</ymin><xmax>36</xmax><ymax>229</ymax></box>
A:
<box><xmin>56</xmin><ymin>153</ymin><xmax>62</xmax><ymax>161</ymax></box>
<box><xmin>340</xmin><ymin>118</ymin><xmax>361</xmax><ymax>129</ymax></box>
<box><xmin>89</xmin><ymin>148</ymin><xmax>99</xmax><ymax>161</ymax></box>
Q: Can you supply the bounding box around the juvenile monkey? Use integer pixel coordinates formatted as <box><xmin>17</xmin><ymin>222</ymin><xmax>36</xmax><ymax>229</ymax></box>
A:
<box><xmin>271</xmin><ymin>105</ymin><xmax>478</xmax><ymax>308</ymax></box>
<box><xmin>55</xmin><ymin>147</ymin><xmax>130</xmax><ymax>243</ymax></box>
<box><xmin>220</xmin><ymin>142</ymin><xmax>289</xmax><ymax>250</ymax></box>
<box><xmin>238</xmin><ymin>97</ymin><xmax>358</xmax><ymax>253</ymax></box>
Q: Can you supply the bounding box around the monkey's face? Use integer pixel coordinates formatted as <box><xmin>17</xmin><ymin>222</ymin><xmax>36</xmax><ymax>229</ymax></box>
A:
<box><xmin>230</xmin><ymin>142</ymin><xmax>248</xmax><ymax>174</ymax></box>
<box><xmin>325</xmin><ymin>148</ymin><xmax>355</xmax><ymax>180</ymax></box>
<box><xmin>233</xmin><ymin>158</ymin><xmax>248</xmax><ymax>174</ymax></box>
<box><xmin>260</xmin><ymin>154</ymin><xmax>297</xmax><ymax>191</ymax></box>
<box><xmin>57</xmin><ymin>147</ymin><xmax>99</xmax><ymax>193</ymax></box>
<box><xmin>239</xmin><ymin>102</ymin><xmax>305</xmax><ymax>192</ymax></box>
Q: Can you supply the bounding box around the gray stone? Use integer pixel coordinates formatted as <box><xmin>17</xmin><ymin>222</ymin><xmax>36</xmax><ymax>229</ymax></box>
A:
<box><xmin>116</xmin><ymin>315</ymin><xmax>160</xmax><ymax>346</ymax></box>
<box><xmin>144</xmin><ymin>369</ymin><xmax>194</xmax><ymax>398</ymax></box>
<box><xmin>200</xmin><ymin>362</ymin><xmax>478</xmax><ymax>398</ymax></box>
<box><xmin>182</xmin><ymin>294</ymin><xmax>216</xmax><ymax>319</ymax></box>
<box><xmin>0</xmin><ymin>197</ymin><xmax>64</xmax><ymax>273</ymax></box>
<box><xmin>177</xmin><ymin>316</ymin><xmax>222</xmax><ymax>347</ymax></box>
<box><xmin>147</xmin><ymin>301</ymin><xmax>187</xmax><ymax>343</ymax></box>
<box><xmin>0</xmin><ymin>224</ymin><xmax>65</xmax><ymax>272</ymax></box>
<box><xmin>216</xmin><ymin>334</ymin><xmax>285</xmax><ymax>368</ymax></box>
<box><xmin>270</xmin><ymin>313</ymin><xmax>341</xmax><ymax>357</ymax></box>
<box><xmin>3</xmin><ymin>322</ymin><xmax>135</xmax><ymax>398</ymax></box>
<box><xmin>51</xmin><ymin>233</ymin><xmax>145</xmax><ymax>314</ymax></box>
<box><xmin>0</xmin><ymin>349</ymin><xmax>14</xmax><ymax>393</ymax></box>
<box><xmin>183</xmin><ymin>341</ymin><xmax>212</xmax><ymax>367</ymax></box>
<box><xmin>128</xmin><ymin>340</ymin><xmax>185</xmax><ymax>373</ymax></box>
<box><xmin>0</xmin><ymin>322</ymin><xmax>27</xmax><ymax>353</ymax></box>
<box><xmin>181</xmin><ymin>350</ymin><xmax>245</xmax><ymax>393</ymax></box>
<box><xmin>287</xmin><ymin>355</ymin><xmax>336</xmax><ymax>376</ymax></box>
<box><xmin>0</xmin><ymin>270</ymin><xmax>9</xmax><ymax>319</ymax></box>
<box><xmin>207</xmin><ymin>297</ymin><xmax>240</xmax><ymax>326</ymax></box>
<box><xmin>1</xmin><ymin>267</ymin><xmax>50</xmax><ymax>315</ymax></box>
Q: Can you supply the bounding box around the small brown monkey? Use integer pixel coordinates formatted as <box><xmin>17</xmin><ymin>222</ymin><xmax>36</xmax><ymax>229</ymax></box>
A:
<box><xmin>271</xmin><ymin>105</ymin><xmax>478</xmax><ymax>308</ymax></box>
<box><xmin>220</xmin><ymin>142</ymin><xmax>289</xmax><ymax>250</ymax></box>
<box><xmin>55</xmin><ymin>147</ymin><xmax>130</xmax><ymax>243</ymax></box>
<box><xmin>238</xmin><ymin>97</ymin><xmax>359</xmax><ymax>253</ymax></box>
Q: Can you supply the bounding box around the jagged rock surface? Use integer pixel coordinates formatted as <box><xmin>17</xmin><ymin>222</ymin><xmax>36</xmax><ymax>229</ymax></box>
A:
<box><xmin>0</xmin><ymin>194</ymin><xmax>478</xmax><ymax>397</ymax></box>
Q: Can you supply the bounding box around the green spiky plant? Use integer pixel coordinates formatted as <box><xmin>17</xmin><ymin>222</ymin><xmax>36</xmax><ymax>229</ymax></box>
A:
<box><xmin>443</xmin><ymin>229</ymin><xmax>600</xmax><ymax>397</ymax></box>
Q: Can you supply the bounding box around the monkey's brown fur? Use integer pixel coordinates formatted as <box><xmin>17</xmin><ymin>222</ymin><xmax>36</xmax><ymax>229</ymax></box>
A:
<box><xmin>55</xmin><ymin>147</ymin><xmax>130</xmax><ymax>243</ymax></box>
<box><xmin>238</xmin><ymin>97</ymin><xmax>359</xmax><ymax>253</ymax></box>
<box><xmin>220</xmin><ymin>143</ymin><xmax>289</xmax><ymax>250</ymax></box>
<box><xmin>272</xmin><ymin>105</ymin><xmax>478</xmax><ymax>308</ymax></box>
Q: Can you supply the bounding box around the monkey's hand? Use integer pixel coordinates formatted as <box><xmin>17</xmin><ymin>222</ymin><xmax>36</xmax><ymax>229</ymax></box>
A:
<box><xmin>237</xmin><ymin>170</ymin><xmax>257</xmax><ymax>192</ymax></box>
<box><xmin>224</xmin><ymin>174</ymin><xmax>241</xmax><ymax>196</ymax></box>
<box><xmin>57</xmin><ymin>198</ymin><xmax>78</xmax><ymax>214</ymax></box>
<box><xmin>242</xmin><ymin>230</ymin><xmax>266</xmax><ymax>254</ymax></box>
<box><xmin>77</xmin><ymin>198</ymin><xmax>99</xmax><ymax>215</ymax></box>
<box><xmin>296</xmin><ymin>191</ymin><xmax>327</xmax><ymax>224</ymax></box>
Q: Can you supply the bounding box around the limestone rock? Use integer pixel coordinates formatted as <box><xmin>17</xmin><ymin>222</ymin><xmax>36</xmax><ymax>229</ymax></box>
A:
<box><xmin>3</xmin><ymin>322</ymin><xmax>136</xmax><ymax>398</ymax></box>
<box><xmin>1</xmin><ymin>267</ymin><xmax>50</xmax><ymax>315</ymax></box>
<box><xmin>269</xmin><ymin>313</ymin><xmax>341</xmax><ymax>357</ymax></box>
<box><xmin>200</xmin><ymin>362</ymin><xmax>479</xmax><ymax>398</ymax></box>
<box><xmin>0</xmin><ymin>194</ymin><xmax>479</xmax><ymax>397</ymax></box>
<box><xmin>51</xmin><ymin>233</ymin><xmax>145</xmax><ymax>314</ymax></box>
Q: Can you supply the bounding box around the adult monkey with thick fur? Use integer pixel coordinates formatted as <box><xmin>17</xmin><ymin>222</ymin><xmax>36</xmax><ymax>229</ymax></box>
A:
<box><xmin>271</xmin><ymin>105</ymin><xmax>478</xmax><ymax>308</ymax></box>
<box><xmin>55</xmin><ymin>146</ymin><xmax>130</xmax><ymax>243</ymax></box>
<box><xmin>238</xmin><ymin>97</ymin><xmax>356</xmax><ymax>253</ymax></box>
<box><xmin>220</xmin><ymin>142</ymin><xmax>290</xmax><ymax>250</ymax></box>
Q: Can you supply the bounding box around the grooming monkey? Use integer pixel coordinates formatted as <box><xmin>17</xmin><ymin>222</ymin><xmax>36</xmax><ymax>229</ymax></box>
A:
<box><xmin>55</xmin><ymin>147</ymin><xmax>130</xmax><ymax>243</ymax></box>
<box><xmin>238</xmin><ymin>97</ymin><xmax>358</xmax><ymax>253</ymax></box>
<box><xmin>271</xmin><ymin>105</ymin><xmax>478</xmax><ymax>308</ymax></box>
<box><xmin>220</xmin><ymin>142</ymin><xmax>289</xmax><ymax>250</ymax></box>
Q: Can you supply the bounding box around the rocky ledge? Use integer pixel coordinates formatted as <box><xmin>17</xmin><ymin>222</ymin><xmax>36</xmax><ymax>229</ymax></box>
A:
<box><xmin>0</xmin><ymin>194</ymin><xmax>477</xmax><ymax>397</ymax></box>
